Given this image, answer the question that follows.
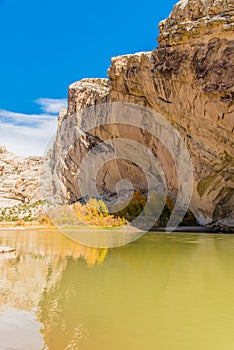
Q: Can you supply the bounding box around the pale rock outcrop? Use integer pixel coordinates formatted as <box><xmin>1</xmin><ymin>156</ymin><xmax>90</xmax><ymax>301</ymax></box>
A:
<box><xmin>0</xmin><ymin>147</ymin><xmax>43</xmax><ymax>208</ymax></box>
<box><xmin>51</xmin><ymin>0</ymin><xmax>234</xmax><ymax>232</ymax></box>
<box><xmin>47</xmin><ymin>79</ymin><xmax>111</xmax><ymax>204</ymax></box>
<box><xmin>67</xmin><ymin>78</ymin><xmax>110</xmax><ymax>116</ymax></box>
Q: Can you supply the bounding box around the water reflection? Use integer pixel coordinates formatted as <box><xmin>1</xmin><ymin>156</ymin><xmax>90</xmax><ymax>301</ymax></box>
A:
<box><xmin>0</xmin><ymin>230</ymin><xmax>107</xmax><ymax>350</ymax></box>
<box><xmin>1</xmin><ymin>230</ymin><xmax>234</xmax><ymax>350</ymax></box>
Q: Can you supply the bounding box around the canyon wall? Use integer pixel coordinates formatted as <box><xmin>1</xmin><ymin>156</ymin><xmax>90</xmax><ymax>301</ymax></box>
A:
<box><xmin>51</xmin><ymin>0</ymin><xmax>234</xmax><ymax>231</ymax></box>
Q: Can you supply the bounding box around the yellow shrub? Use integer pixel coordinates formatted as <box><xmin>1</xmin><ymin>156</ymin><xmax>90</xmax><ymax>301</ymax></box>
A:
<box><xmin>72</xmin><ymin>199</ymin><xmax>126</xmax><ymax>228</ymax></box>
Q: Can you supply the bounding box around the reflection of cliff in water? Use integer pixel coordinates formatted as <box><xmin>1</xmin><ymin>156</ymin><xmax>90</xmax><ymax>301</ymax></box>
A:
<box><xmin>0</xmin><ymin>230</ymin><xmax>108</xmax><ymax>349</ymax></box>
<box><xmin>38</xmin><ymin>258</ymin><xmax>89</xmax><ymax>350</ymax></box>
<box><xmin>1</xmin><ymin>230</ymin><xmax>234</xmax><ymax>350</ymax></box>
<box><xmin>0</xmin><ymin>230</ymin><xmax>108</xmax><ymax>311</ymax></box>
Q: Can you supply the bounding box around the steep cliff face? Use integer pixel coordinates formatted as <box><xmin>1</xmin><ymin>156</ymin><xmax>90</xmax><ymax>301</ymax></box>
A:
<box><xmin>49</xmin><ymin>79</ymin><xmax>111</xmax><ymax>204</ymax></box>
<box><xmin>51</xmin><ymin>0</ymin><xmax>234</xmax><ymax>231</ymax></box>
<box><xmin>108</xmin><ymin>0</ymin><xmax>234</xmax><ymax>230</ymax></box>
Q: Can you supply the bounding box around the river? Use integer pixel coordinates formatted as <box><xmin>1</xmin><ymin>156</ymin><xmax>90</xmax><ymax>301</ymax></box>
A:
<box><xmin>0</xmin><ymin>229</ymin><xmax>234</xmax><ymax>350</ymax></box>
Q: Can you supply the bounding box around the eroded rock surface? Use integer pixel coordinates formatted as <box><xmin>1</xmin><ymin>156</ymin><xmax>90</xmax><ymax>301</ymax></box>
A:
<box><xmin>51</xmin><ymin>0</ymin><xmax>234</xmax><ymax>232</ymax></box>
<box><xmin>0</xmin><ymin>147</ymin><xmax>43</xmax><ymax>208</ymax></box>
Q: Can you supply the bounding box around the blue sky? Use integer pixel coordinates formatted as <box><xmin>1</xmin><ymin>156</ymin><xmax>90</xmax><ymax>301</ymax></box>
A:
<box><xmin>0</xmin><ymin>0</ymin><xmax>177</xmax><ymax>156</ymax></box>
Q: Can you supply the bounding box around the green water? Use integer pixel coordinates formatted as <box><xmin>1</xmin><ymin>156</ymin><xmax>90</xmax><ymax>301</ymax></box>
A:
<box><xmin>0</xmin><ymin>230</ymin><xmax>234</xmax><ymax>350</ymax></box>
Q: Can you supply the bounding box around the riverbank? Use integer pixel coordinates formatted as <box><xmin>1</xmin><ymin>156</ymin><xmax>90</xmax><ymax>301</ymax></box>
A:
<box><xmin>0</xmin><ymin>222</ymin><xmax>54</xmax><ymax>230</ymax></box>
<box><xmin>0</xmin><ymin>222</ymin><xmax>217</xmax><ymax>233</ymax></box>
<box><xmin>155</xmin><ymin>226</ymin><xmax>209</xmax><ymax>233</ymax></box>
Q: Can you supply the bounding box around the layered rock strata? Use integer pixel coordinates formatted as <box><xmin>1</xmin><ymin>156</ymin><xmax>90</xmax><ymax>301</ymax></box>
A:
<box><xmin>50</xmin><ymin>0</ymin><xmax>234</xmax><ymax>231</ymax></box>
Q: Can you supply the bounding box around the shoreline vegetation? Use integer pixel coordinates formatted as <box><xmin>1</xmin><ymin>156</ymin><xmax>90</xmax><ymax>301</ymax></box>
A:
<box><xmin>0</xmin><ymin>191</ymin><xmax>225</xmax><ymax>233</ymax></box>
<box><xmin>48</xmin><ymin>192</ymin><xmax>198</xmax><ymax>229</ymax></box>
<box><xmin>0</xmin><ymin>191</ymin><xmax>213</xmax><ymax>232</ymax></box>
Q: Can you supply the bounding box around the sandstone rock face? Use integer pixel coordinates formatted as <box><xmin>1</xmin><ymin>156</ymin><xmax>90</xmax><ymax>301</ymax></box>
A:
<box><xmin>67</xmin><ymin>78</ymin><xmax>110</xmax><ymax>117</ymax></box>
<box><xmin>47</xmin><ymin>79</ymin><xmax>111</xmax><ymax>204</ymax></box>
<box><xmin>158</xmin><ymin>0</ymin><xmax>234</xmax><ymax>46</ymax></box>
<box><xmin>109</xmin><ymin>0</ymin><xmax>234</xmax><ymax>231</ymax></box>
<box><xmin>51</xmin><ymin>0</ymin><xmax>234</xmax><ymax>232</ymax></box>
<box><xmin>0</xmin><ymin>147</ymin><xmax>43</xmax><ymax>208</ymax></box>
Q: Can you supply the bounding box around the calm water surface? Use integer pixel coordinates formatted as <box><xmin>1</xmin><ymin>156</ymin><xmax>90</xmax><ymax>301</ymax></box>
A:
<box><xmin>0</xmin><ymin>230</ymin><xmax>234</xmax><ymax>350</ymax></box>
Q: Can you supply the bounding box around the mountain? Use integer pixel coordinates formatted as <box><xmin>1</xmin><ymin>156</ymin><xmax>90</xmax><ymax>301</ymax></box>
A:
<box><xmin>49</xmin><ymin>0</ymin><xmax>234</xmax><ymax>232</ymax></box>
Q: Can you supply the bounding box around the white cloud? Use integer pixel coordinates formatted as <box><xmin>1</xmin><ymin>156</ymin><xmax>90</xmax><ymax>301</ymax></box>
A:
<box><xmin>36</xmin><ymin>98</ymin><xmax>67</xmax><ymax>114</ymax></box>
<box><xmin>0</xmin><ymin>98</ymin><xmax>67</xmax><ymax>157</ymax></box>
<box><xmin>0</xmin><ymin>109</ymin><xmax>59</xmax><ymax>157</ymax></box>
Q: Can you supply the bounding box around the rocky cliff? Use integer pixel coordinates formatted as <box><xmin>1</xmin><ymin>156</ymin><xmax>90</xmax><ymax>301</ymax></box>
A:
<box><xmin>0</xmin><ymin>146</ymin><xmax>42</xmax><ymax>206</ymax></box>
<box><xmin>0</xmin><ymin>146</ymin><xmax>43</xmax><ymax>221</ymax></box>
<box><xmin>50</xmin><ymin>0</ymin><xmax>234</xmax><ymax>232</ymax></box>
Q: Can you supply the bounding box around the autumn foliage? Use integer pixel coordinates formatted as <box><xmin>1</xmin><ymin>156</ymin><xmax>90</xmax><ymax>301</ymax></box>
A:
<box><xmin>73</xmin><ymin>199</ymin><xmax>127</xmax><ymax>228</ymax></box>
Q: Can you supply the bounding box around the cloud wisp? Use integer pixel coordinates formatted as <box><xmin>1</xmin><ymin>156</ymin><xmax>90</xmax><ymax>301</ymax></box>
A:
<box><xmin>36</xmin><ymin>98</ymin><xmax>67</xmax><ymax>114</ymax></box>
<box><xmin>0</xmin><ymin>98</ymin><xmax>67</xmax><ymax>157</ymax></box>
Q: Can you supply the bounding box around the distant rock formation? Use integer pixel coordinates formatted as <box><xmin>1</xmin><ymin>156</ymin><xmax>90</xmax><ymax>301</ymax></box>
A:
<box><xmin>0</xmin><ymin>146</ymin><xmax>7</xmax><ymax>154</ymax></box>
<box><xmin>0</xmin><ymin>147</ymin><xmax>43</xmax><ymax>208</ymax></box>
